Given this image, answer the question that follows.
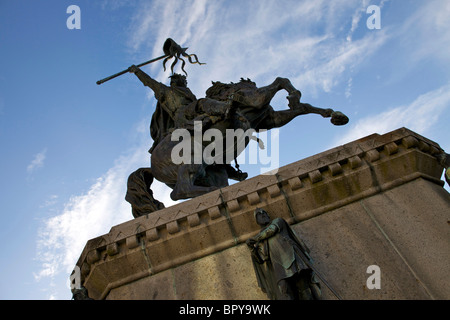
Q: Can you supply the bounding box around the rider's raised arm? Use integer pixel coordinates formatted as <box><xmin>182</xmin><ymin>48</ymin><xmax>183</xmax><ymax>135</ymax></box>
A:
<box><xmin>128</xmin><ymin>65</ymin><xmax>167</xmax><ymax>100</ymax></box>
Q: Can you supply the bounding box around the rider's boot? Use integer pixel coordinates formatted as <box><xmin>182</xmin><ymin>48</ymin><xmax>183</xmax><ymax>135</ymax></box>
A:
<box><xmin>226</xmin><ymin>164</ymin><xmax>248</xmax><ymax>181</ymax></box>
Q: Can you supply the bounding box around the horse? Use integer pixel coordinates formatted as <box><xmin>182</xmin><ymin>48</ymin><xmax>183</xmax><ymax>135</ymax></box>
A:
<box><xmin>125</xmin><ymin>70</ymin><xmax>348</xmax><ymax>216</ymax></box>
<box><xmin>150</xmin><ymin>77</ymin><xmax>348</xmax><ymax>200</ymax></box>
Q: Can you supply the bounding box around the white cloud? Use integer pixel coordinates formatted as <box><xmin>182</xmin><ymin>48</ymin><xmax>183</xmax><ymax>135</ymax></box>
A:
<box><xmin>331</xmin><ymin>0</ymin><xmax>450</xmax><ymax>148</ymax></box>
<box><xmin>126</xmin><ymin>0</ymin><xmax>388</xmax><ymax>98</ymax></box>
<box><xmin>332</xmin><ymin>83</ymin><xmax>450</xmax><ymax>146</ymax></box>
<box><xmin>401</xmin><ymin>0</ymin><xmax>450</xmax><ymax>64</ymax></box>
<box><xmin>346</xmin><ymin>0</ymin><xmax>390</xmax><ymax>42</ymax></box>
<box><xmin>39</xmin><ymin>194</ymin><xmax>58</xmax><ymax>209</ymax></box>
<box><xmin>34</xmin><ymin>136</ymin><xmax>178</xmax><ymax>298</ymax></box>
<box><xmin>293</xmin><ymin>30</ymin><xmax>388</xmax><ymax>95</ymax></box>
<box><xmin>346</xmin><ymin>0</ymin><xmax>370</xmax><ymax>42</ymax></box>
<box><xmin>27</xmin><ymin>148</ymin><xmax>47</xmax><ymax>173</ymax></box>
<box><xmin>345</xmin><ymin>77</ymin><xmax>353</xmax><ymax>99</ymax></box>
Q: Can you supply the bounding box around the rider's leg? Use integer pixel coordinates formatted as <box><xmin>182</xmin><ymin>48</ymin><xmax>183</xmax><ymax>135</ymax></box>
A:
<box><xmin>202</xmin><ymin>165</ymin><xmax>231</xmax><ymax>186</ymax></box>
<box><xmin>170</xmin><ymin>164</ymin><xmax>218</xmax><ymax>200</ymax></box>
<box><xmin>225</xmin><ymin>164</ymin><xmax>248</xmax><ymax>181</ymax></box>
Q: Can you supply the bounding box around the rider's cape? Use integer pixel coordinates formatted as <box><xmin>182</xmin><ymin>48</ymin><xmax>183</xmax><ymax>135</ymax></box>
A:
<box><xmin>149</xmin><ymin>101</ymin><xmax>173</xmax><ymax>154</ymax></box>
<box><xmin>149</xmin><ymin>86</ymin><xmax>196</xmax><ymax>154</ymax></box>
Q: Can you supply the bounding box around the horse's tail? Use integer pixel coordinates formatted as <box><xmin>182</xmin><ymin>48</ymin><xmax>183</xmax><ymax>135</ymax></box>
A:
<box><xmin>125</xmin><ymin>167</ymin><xmax>165</xmax><ymax>218</ymax></box>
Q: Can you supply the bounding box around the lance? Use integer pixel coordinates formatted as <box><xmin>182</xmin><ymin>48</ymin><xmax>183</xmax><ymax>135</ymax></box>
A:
<box><xmin>96</xmin><ymin>54</ymin><xmax>168</xmax><ymax>85</ymax></box>
<box><xmin>96</xmin><ymin>38</ymin><xmax>205</xmax><ymax>85</ymax></box>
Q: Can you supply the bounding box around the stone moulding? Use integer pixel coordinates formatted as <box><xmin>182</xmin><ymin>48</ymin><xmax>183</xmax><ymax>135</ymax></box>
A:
<box><xmin>74</xmin><ymin>127</ymin><xmax>447</xmax><ymax>299</ymax></box>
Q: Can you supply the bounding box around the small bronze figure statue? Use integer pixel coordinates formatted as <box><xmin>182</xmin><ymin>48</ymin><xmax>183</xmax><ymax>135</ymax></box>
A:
<box><xmin>436</xmin><ymin>152</ymin><xmax>450</xmax><ymax>186</ymax></box>
<box><xmin>72</xmin><ymin>286</ymin><xmax>93</xmax><ymax>300</ymax></box>
<box><xmin>246</xmin><ymin>208</ymin><xmax>322</xmax><ymax>300</ymax></box>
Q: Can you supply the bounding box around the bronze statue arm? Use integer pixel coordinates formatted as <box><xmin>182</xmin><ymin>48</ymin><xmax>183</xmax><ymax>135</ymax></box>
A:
<box><xmin>253</xmin><ymin>224</ymin><xmax>279</xmax><ymax>242</ymax></box>
<box><xmin>246</xmin><ymin>224</ymin><xmax>278</xmax><ymax>248</ymax></box>
<box><xmin>129</xmin><ymin>65</ymin><xmax>167</xmax><ymax>100</ymax></box>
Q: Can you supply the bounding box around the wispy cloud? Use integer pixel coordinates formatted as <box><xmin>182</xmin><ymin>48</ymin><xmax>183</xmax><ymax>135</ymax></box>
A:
<box><xmin>293</xmin><ymin>31</ymin><xmax>388</xmax><ymax>95</ymax></box>
<box><xmin>400</xmin><ymin>0</ymin><xmax>450</xmax><ymax>64</ymax></box>
<box><xmin>34</xmin><ymin>133</ymin><xmax>177</xmax><ymax>298</ymax></box>
<box><xmin>346</xmin><ymin>0</ymin><xmax>389</xmax><ymax>42</ymax></box>
<box><xmin>332</xmin><ymin>82</ymin><xmax>450</xmax><ymax>146</ymax></box>
<box><xmin>27</xmin><ymin>148</ymin><xmax>47</xmax><ymax>174</ymax></box>
<box><xmin>39</xmin><ymin>194</ymin><xmax>59</xmax><ymax>209</ymax></box>
<box><xmin>127</xmin><ymin>0</ymin><xmax>387</xmax><ymax>98</ymax></box>
<box><xmin>346</xmin><ymin>0</ymin><xmax>370</xmax><ymax>42</ymax></box>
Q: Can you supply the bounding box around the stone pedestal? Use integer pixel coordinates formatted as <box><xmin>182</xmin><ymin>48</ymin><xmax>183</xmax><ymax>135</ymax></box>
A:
<box><xmin>73</xmin><ymin>127</ymin><xmax>450</xmax><ymax>300</ymax></box>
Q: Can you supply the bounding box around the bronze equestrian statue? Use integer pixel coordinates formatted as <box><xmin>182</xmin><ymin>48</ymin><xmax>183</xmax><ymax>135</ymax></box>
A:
<box><xmin>97</xmin><ymin>38</ymin><xmax>349</xmax><ymax>217</ymax></box>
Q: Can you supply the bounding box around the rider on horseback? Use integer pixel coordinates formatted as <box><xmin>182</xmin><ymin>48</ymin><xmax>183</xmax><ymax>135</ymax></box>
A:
<box><xmin>113</xmin><ymin>39</ymin><xmax>348</xmax><ymax>215</ymax></box>
<box><xmin>128</xmin><ymin>65</ymin><xmax>248</xmax><ymax>182</ymax></box>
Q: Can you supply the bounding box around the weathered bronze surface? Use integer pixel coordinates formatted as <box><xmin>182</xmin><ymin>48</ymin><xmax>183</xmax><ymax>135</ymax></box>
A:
<box><xmin>121</xmin><ymin>39</ymin><xmax>348</xmax><ymax>216</ymax></box>
<box><xmin>437</xmin><ymin>152</ymin><xmax>450</xmax><ymax>186</ymax></box>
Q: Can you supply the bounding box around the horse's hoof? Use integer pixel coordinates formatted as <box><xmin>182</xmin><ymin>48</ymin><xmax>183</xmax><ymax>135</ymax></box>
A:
<box><xmin>330</xmin><ymin>111</ymin><xmax>349</xmax><ymax>126</ymax></box>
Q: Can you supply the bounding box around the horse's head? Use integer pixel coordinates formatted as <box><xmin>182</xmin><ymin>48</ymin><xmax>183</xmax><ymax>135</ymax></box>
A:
<box><xmin>205</xmin><ymin>78</ymin><xmax>257</xmax><ymax>101</ymax></box>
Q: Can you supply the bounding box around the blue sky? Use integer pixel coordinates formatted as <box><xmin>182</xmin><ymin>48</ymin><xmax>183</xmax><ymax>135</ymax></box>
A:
<box><xmin>0</xmin><ymin>0</ymin><xmax>449</xmax><ymax>300</ymax></box>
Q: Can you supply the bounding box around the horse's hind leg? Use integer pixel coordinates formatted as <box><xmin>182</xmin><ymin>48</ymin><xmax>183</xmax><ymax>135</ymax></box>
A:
<box><xmin>290</xmin><ymin>102</ymin><xmax>349</xmax><ymax>125</ymax></box>
<box><xmin>170</xmin><ymin>164</ymin><xmax>218</xmax><ymax>200</ymax></box>
<box><xmin>291</xmin><ymin>102</ymin><xmax>334</xmax><ymax>118</ymax></box>
<box><xmin>258</xmin><ymin>103</ymin><xmax>348</xmax><ymax>130</ymax></box>
<box><xmin>256</xmin><ymin>106</ymin><xmax>325</xmax><ymax>130</ymax></box>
